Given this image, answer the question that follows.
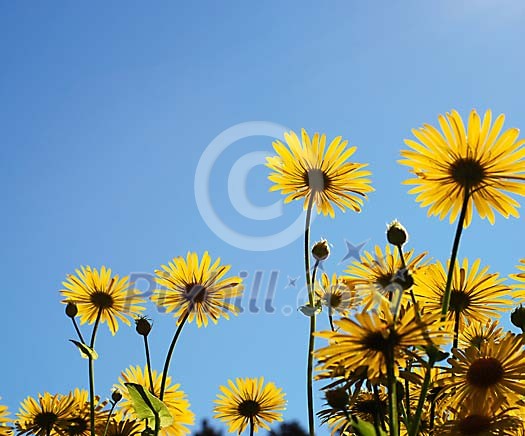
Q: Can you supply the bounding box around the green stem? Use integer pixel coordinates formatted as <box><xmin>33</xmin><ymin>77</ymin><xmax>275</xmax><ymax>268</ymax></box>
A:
<box><xmin>395</xmin><ymin>245</ymin><xmax>421</xmax><ymax>319</ymax></box>
<box><xmin>429</xmin><ymin>399</ymin><xmax>436</xmax><ymax>430</ymax></box>
<box><xmin>160</xmin><ymin>311</ymin><xmax>189</xmax><ymax>400</ymax></box>
<box><xmin>144</xmin><ymin>335</ymin><xmax>155</xmax><ymax>392</ymax></box>
<box><xmin>71</xmin><ymin>317</ymin><xmax>86</xmax><ymax>344</ymax></box>
<box><xmin>304</xmin><ymin>194</ymin><xmax>315</xmax><ymax>436</ymax></box>
<box><xmin>249</xmin><ymin>416</ymin><xmax>254</xmax><ymax>436</ymax></box>
<box><xmin>453</xmin><ymin>310</ymin><xmax>461</xmax><ymax>350</ymax></box>
<box><xmin>372</xmin><ymin>385</ymin><xmax>384</xmax><ymax>435</ymax></box>
<box><xmin>404</xmin><ymin>362</ymin><xmax>411</xmax><ymax>423</ymax></box>
<box><xmin>88</xmin><ymin>308</ymin><xmax>102</xmax><ymax>436</ymax></box>
<box><xmin>386</xmin><ymin>345</ymin><xmax>399</xmax><ymax>436</ymax></box>
<box><xmin>328</xmin><ymin>310</ymin><xmax>335</xmax><ymax>332</ymax></box>
<box><xmin>102</xmin><ymin>400</ymin><xmax>117</xmax><ymax>436</ymax></box>
<box><xmin>441</xmin><ymin>188</ymin><xmax>470</xmax><ymax>319</ymax></box>
<box><xmin>396</xmin><ymin>244</ymin><xmax>407</xmax><ymax>269</ymax></box>
<box><xmin>349</xmin><ymin>378</ymin><xmax>364</xmax><ymax>406</ymax></box>
<box><xmin>154</xmin><ymin>411</ymin><xmax>160</xmax><ymax>436</ymax></box>
<box><xmin>408</xmin><ymin>357</ymin><xmax>435</xmax><ymax>436</ymax></box>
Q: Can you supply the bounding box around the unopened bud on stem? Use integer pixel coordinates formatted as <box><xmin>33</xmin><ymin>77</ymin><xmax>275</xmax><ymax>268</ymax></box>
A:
<box><xmin>511</xmin><ymin>305</ymin><xmax>525</xmax><ymax>333</ymax></box>
<box><xmin>312</xmin><ymin>239</ymin><xmax>330</xmax><ymax>262</ymax></box>
<box><xmin>65</xmin><ymin>302</ymin><xmax>78</xmax><ymax>318</ymax></box>
<box><xmin>387</xmin><ymin>220</ymin><xmax>408</xmax><ymax>246</ymax></box>
<box><xmin>135</xmin><ymin>316</ymin><xmax>152</xmax><ymax>337</ymax></box>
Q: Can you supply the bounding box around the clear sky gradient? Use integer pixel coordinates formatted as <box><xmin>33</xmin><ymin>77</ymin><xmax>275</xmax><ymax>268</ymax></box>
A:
<box><xmin>2</xmin><ymin>2</ymin><xmax>525</xmax><ymax>434</ymax></box>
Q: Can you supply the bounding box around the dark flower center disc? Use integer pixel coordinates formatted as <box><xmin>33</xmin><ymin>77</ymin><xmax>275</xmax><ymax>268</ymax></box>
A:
<box><xmin>466</xmin><ymin>357</ymin><xmax>504</xmax><ymax>387</ymax></box>
<box><xmin>450</xmin><ymin>158</ymin><xmax>485</xmax><ymax>188</ymax></box>
<box><xmin>90</xmin><ymin>291</ymin><xmax>114</xmax><ymax>309</ymax></box>
<box><xmin>238</xmin><ymin>399</ymin><xmax>261</xmax><ymax>418</ymax></box>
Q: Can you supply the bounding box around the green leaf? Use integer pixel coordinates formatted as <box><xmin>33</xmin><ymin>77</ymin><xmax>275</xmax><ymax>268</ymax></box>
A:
<box><xmin>124</xmin><ymin>383</ymin><xmax>173</xmax><ymax>429</ymax></box>
<box><xmin>350</xmin><ymin>416</ymin><xmax>387</xmax><ymax>436</ymax></box>
<box><xmin>298</xmin><ymin>301</ymin><xmax>323</xmax><ymax>317</ymax></box>
<box><xmin>69</xmin><ymin>340</ymin><xmax>98</xmax><ymax>360</ymax></box>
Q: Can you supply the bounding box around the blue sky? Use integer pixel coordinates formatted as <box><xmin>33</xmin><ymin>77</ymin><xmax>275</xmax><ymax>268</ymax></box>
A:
<box><xmin>2</xmin><ymin>1</ymin><xmax>525</xmax><ymax>434</ymax></box>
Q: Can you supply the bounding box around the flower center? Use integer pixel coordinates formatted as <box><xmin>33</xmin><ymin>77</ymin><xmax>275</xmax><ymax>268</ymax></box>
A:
<box><xmin>466</xmin><ymin>357</ymin><xmax>504</xmax><ymax>387</ymax></box>
<box><xmin>363</xmin><ymin>329</ymin><xmax>399</xmax><ymax>352</ymax></box>
<box><xmin>469</xmin><ymin>335</ymin><xmax>484</xmax><ymax>350</ymax></box>
<box><xmin>64</xmin><ymin>417</ymin><xmax>89</xmax><ymax>435</ymax></box>
<box><xmin>304</xmin><ymin>169</ymin><xmax>330</xmax><ymax>192</ymax></box>
<box><xmin>450</xmin><ymin>157</ymin><xmax>485</xmax><ymax>188</ymax></box>
<box><xmin>328</xmin><ymin>293</ymin><xmax>342</xmax><ymax>308</ymax></box>
<box><xmin>354</xmin><ymin>398</ymin><xmax>386</xmax><ymax>416</ymax></box>
<box><xmin>90</xmin><ymin>291</ymin><xmax>114</xmax><ymax>309</ymax></box>
<box><xmin>34</xmin><ymin>411</ymin><xmax>58</xmax><ymax>432</ymax></box>
<box><xmin>185</xmin><ymin>283</ymin><xmax>207</xmax><ymax>304</ymax></box>
<box><xmin>325</xmin><ymin>388</ymin><xmax>348</xmax><ymax>410</ymax></box>
<box><xmin>237</xmin><ymin>399</ymin><xmax>261</xmax><ymax>418</ymax></box>
<box><xmin>377</xmin><ymin>274</ymin><xmax>394</xmax><ymax>289</ymax></box>
<box><xmin>448</xmin><ymin>289</ymin><xmax>470</xmax><ymax>313</ymax></box>
<box><xmin>458</xmin><ymin>414</ymin><xmax>492</xmax><ymax>435</ymax></box>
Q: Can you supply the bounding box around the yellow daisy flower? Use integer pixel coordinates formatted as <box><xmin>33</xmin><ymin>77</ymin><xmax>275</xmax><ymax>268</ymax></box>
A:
<box><xmin>315</xmin><ymin>273</ymin><xmax>360</xmax><ymax>317</ymax></box>
<box><xmin>319</xmin><ymin>389</ymin><xmax>388</xmax><ymax>436</ymax></box>
<box><xmin>59</xmin><ymin>389</ymin><xmax>107</xmax><ymax>436</ymax></box>
<box><xmin>0</xmin><ymin>399</ymin><xmax>12</xmax><ymax>436</ymax></box>
<box><xmin>413</xmin><ymin>259</ymin><xmax>512</xmax><ymax>331</ymax></box>
<box><xmin>435</xmin><ymin>401</ymin><xmax>525</xmax><ymax>435</ymax></box>
<box><xmin>458</xmin><ymin>320</ymin><xmax>504</xmax><ymax>350</ymax></box>
<box><xmin>16</xmin><ymin>392</ymin><xmax>76</xmax><ymax>436</ymax></box>
<box><xmin>316</xmin><ymin>303</ymin><xmax>448</xmax><ymax>381</ymax></box>
<box><xmin>511</xmin><ymin>259</ymin><xmax>525</xmax><ymax>297</ymax></box>
<box><xmin>400</xmin><ymin>109</ymin><xmax>525</xmax><ymax>227</ymax></box>
<box><xmin>344</xmin><ymin>245</ymin><xmax>427</xmax><ymax>309</ymax></box>
<box><xmin>116</xmin><ymin>365</ymin><xmax>194</xmax><ymax>436</ymax></box>
<box><xmin>214</xmin><ymin>377</ymin><xmax>286</xmax><ymax>434</ymax></box>
<box><xmin>266</xmin><ymin>129</ymin><xmax>373</xmax><ymax>217</ymax></box>
<box><xmin>152</xmin><ymin>252</ymin><xmax>244</xmax><ymax>327</ymax></box>
<box><xmin>440</xmin><ymin>333</ymin><xmax>525</xmax><ymax>410</ymax></box>
<box><xmin>61</xmin><ymin>266</ymin><xmax>145</xmax><ymax>335</ymax></box>
<box><xmin>104</xmin><ymin>418</ymin><xmax>142</xmax><ymax>436</ymax></box>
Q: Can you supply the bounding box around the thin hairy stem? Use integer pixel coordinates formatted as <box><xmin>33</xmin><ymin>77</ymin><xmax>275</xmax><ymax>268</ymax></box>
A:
<box><xmin>88</xmin><ymin>308</ymin><xmax>103</xmax><ymax>436</ymax></box>
<box><xmin>160</xmin><ymin>311</ymin><xmax>190</xmax><ymax>400</ymax></box>
<box><xmin>441</xmin><ymin>189</ymin><xmax>469</xmax><ymax>318</ymax></box>
<box><xmin>144</xmin><ymin>336</ymin><xmax>155</xmax><ymax>392</ymax></box>
<box><xmin>304</xmin><ymin>194</ymin><xmax>316</xmax><ymax>436</ymax></box>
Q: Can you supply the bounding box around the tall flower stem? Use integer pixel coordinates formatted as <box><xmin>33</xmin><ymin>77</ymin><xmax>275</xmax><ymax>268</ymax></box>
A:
<box><xmin>249</xmin><ymin>416</ymin><xmax>254</xmax><ymax>436</ymax></box>
<box><xmin>143</xmin><ymin>335</ymin><xmax>155</xmax><ymax>391</ymax></box>
<box><xmin>409</xmin><ymin>191</ymin><xmax>469</xmax><ymax>435</ymax></box>
<box><xmin>441</xmin><ymin>189</ymin><xmax>470</xmax><ymax>318</ymax></box>
<box><xmin>372</xmin><ymin>384</ymin><xmax>385</xmax><ymax>435</ymax></box>
<box><xmin>408</xmin><ymin>355</ymin><xmax>436</xmax><ymax>436</ymax></box>
<box><xmin>386</xmin><ymin>344</ymin><xmax>399</xmax><ymax>436</ymax></box>
<box><xmin>102</xmin><ymin>400</ymin><xmax>118</xmax><ymax>436</ymax></box>
<box><xmin>395</xmin><ymin>245</ymin><xmax>418</xmax><ymax>312</ymax></box>
<box><xmin>71</xmin><ymin>317</ymin><xmax>86</xmax><ymax>344</ymax></box>
<box><xmin>160</xmin><ymin>311</ymin><xmax>190</xmax><ymax>400</ymax></box>
<box><xmin>327</xmin><ymin>310</ymin><xmax>335</xmax><ymax>332</ymax></box>
<box><xmin>304</xmin><ymin>194</ymin><xmax>316</xmax><ymax>436</ymax></box>
<box><xmin>88</xmin><ymin>308</ymin><xmax>103</xmax><ymax>436</ymax></box>
<box><xmin>453</xmin><ymin>310</ymin><xmax>461</xmax><ymax>350</ymax></box>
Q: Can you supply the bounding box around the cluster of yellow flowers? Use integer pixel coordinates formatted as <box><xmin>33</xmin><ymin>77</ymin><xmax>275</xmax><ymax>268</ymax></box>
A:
<box><xmin>267</xmin><ymin>109</ymin><xmax>525</xmax><ymax>436</ymax></box>
<box><xmin>2</xmin><ymin>108</ymin><xmax>525</xmax><ymax>435</ymax></box>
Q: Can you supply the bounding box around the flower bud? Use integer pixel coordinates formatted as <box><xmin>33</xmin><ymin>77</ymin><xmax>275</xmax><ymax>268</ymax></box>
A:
<box><xmin>111</xmin><ymin>390</ymin><xmax>122</xmax><ymax>403</ymax></box>
<box><xmin>65</xmin><ymin>302</ymin><xmax>78</xmax><ymax>318</ymax></box>
<box><xmin>511</xmin><ymin>305</ymin><xmax>525</xmax><ymax>333</ymax></box>
<box><xmin>325</xmin><ymin>387</ymin><xmax>348</xmax><ymax>411</ymax></box>
<box><xmin>312</xmin><ymin>239</ymin><xmax>330</xmax><ymax>261</ymax></box>
<box><xmin>387</xmin><ymin>220</ymin><xmax>408</xmax><ymax>246</ymax></box>
<box><xmin>135</xmin><ymin>316</ymin><xmax>152</xmax><ymax>336</ymax></box>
